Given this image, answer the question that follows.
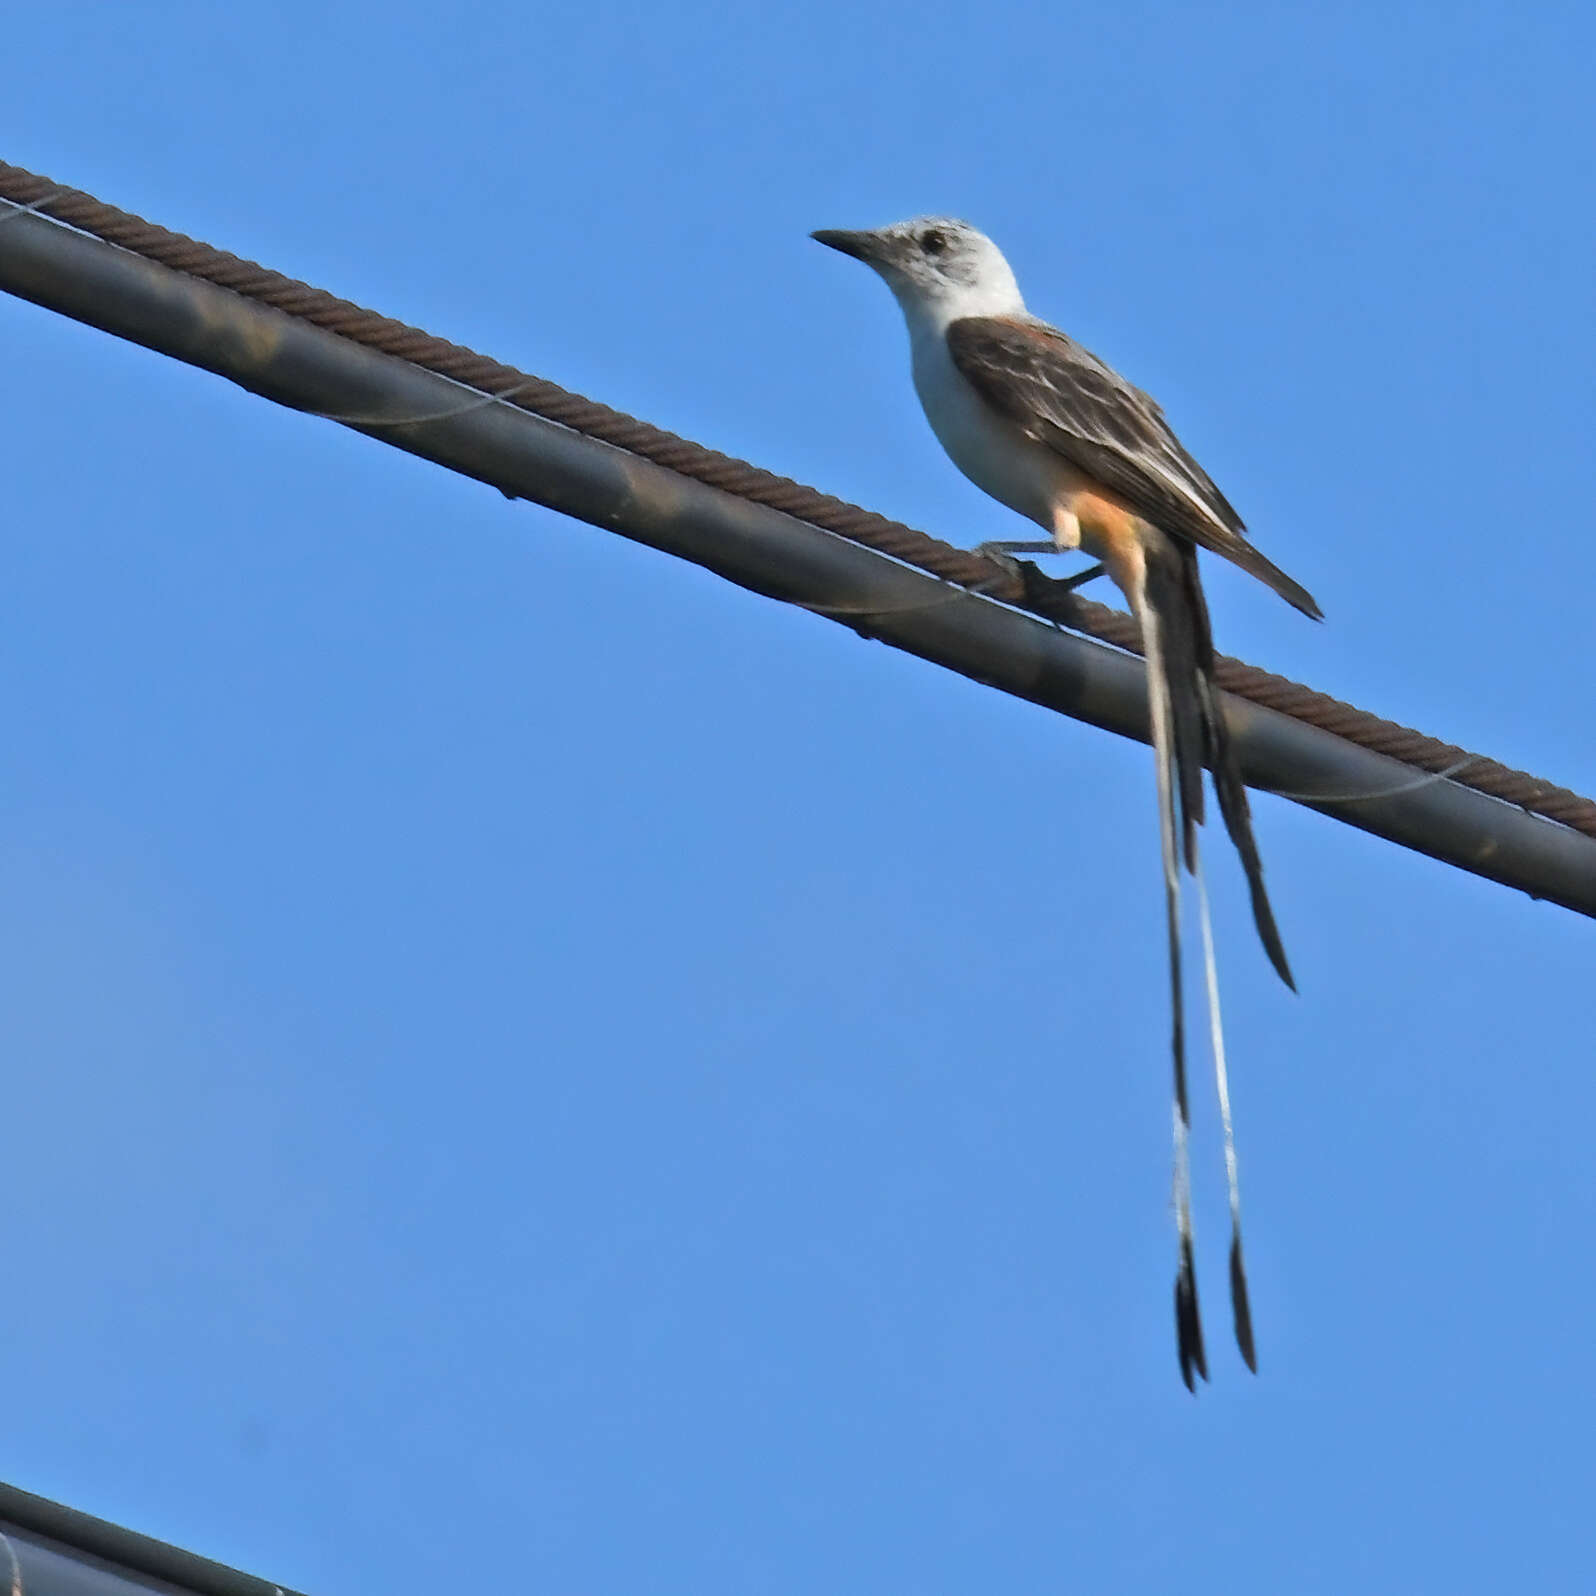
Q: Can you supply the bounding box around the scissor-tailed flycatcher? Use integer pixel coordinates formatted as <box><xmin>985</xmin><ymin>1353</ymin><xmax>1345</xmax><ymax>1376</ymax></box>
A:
<box><xmin>812</xmin><ymin>217</ymin><xmax>1320</xmax><ymax>1389</ymax></box>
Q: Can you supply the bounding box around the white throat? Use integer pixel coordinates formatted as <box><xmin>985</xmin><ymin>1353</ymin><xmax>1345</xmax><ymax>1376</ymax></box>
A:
<box><xmin>886</xmin><ymin>269</ymin><xmax>1027</xmax><ymax>349</ymax></box>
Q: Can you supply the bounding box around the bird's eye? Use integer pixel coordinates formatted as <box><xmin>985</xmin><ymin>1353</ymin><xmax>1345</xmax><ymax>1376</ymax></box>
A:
<box><xmin>920</xmin><ymin>228</ymin><xmax>948</xmax><ymax>255</ymax></box>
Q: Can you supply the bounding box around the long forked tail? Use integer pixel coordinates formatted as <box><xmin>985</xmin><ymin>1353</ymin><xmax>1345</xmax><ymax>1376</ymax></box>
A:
<box><xmin>1129</xmin><ymin>549</ymin><xmax>1207</xmax><ymax>1391</ymax></box>
<box><xmin>1133</xmin><ymin>533</ymin><xmax>1274</xmax><ymax>1384</ymax></box>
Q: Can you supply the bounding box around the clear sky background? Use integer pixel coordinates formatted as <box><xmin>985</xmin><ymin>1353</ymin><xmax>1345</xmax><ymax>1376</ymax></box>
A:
<box><xmin>4</xmin><ymin>4</ymin><xmax>1593</xmax><ymax>1592</ymax></box>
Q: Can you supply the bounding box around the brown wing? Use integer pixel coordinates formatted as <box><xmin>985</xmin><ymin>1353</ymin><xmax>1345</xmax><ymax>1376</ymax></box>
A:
<box><xmin>946</xmin><ymin>316</ymin><xmax>1321</xmax><ymax>619</ymax></box>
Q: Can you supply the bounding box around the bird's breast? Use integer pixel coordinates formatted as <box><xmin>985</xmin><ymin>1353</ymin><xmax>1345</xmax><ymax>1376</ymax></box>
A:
<box><xmin>909</xmin><ymin>335</ymin><xmax>1074</xmax><ymax>533</ymax></box>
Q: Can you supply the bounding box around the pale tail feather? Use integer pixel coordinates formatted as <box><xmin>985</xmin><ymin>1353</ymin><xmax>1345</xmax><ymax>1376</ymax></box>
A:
<box><xmin>1195</xmin><ymin>850</ymin><xmax>1257</xmax><ymax>1372</ymax></box>
<box><xmin>1136</xmin><ymin>533</ymin><xmax>1281</xmax><ymax>1384</ymax></box>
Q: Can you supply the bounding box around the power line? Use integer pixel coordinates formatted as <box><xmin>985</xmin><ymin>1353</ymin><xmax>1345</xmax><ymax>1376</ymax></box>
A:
<box><xmin>2</xmin><ymin>163</ymin><xmax>1594</xmax><ymax>920</ymax></box>
<box><xmin>0</xmin><ymin>1478</ymin><xmax>307</xmax><ymax>1596</ymax></box>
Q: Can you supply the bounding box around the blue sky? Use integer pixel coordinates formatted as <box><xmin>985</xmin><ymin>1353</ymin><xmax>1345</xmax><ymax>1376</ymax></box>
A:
<box><xmin>4</xmin><ymin>3</ymin><xmax>1593</xmax><ymax>1592</ymax></box>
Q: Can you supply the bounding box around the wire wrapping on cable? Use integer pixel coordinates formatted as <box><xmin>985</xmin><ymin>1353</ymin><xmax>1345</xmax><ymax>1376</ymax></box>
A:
<box><xmin>1</xmin><ymin>158</ymin><xmax>1592</xmax><ymax>841</ymax></box>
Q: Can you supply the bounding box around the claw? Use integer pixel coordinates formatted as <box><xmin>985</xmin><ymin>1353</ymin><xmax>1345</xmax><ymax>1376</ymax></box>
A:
<box><xmin>973</xmin><ymin>543</ymin><xmax>1105</xmax><ymax>594</ymax></box>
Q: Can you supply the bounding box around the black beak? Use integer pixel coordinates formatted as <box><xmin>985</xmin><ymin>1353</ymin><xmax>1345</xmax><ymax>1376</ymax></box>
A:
<box><xmin>809</xmin><ymin>228</ymin><xmax>879</xmax><ymax>263</ymax></box>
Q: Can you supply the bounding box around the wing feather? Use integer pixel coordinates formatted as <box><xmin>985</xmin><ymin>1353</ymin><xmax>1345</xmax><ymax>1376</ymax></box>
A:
<box><xmin>946</xmin><ymin>316</ymin><xmax>1322</xmax><ymax>619</ymax></box>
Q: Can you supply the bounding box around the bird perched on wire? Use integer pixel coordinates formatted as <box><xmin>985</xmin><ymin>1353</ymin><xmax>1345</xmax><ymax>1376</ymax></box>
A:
<box><xmin>811</xmin><ymin>216</ymin><xmax>1320</xmax><ymax>1390</ymax></box>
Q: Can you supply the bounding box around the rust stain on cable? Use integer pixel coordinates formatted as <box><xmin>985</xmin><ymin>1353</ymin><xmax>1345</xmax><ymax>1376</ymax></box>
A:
<box><xmin>2</xmin><ymin>158</ymin><xmax>1592</xmax><ymax>840</ymax></box>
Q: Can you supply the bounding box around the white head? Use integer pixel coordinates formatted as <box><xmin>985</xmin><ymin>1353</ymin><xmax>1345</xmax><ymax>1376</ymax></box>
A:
<box><xmin>810</xmin><ymin>216</ymin><xmax>1026</xmax><ymax>332</ymax></box>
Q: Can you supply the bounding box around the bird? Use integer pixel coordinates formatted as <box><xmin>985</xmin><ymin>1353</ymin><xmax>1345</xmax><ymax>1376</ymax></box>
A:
<box><xmin>811</xmin><ymin>216</ymin><xmax>1320</xmax><ymax>1389</ymax></box>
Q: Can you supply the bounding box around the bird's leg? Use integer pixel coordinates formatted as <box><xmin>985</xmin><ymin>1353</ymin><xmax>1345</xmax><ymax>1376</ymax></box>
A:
<box><xmin>976</xmin><ymin>508</ymin><xmax>1105</xmax><ymax>589</ymax></box>
<box><xmin>972</xmin><ymin>541</ymin><xmax>1107</xmax><ymax>593</ymax></box>
<box><xmin>1048</xmin><ymin>507</ymin><xmax>1107</xmax><ymax>588</ymax></box>
<box><xmin>973</xmin><ymin>539</ymin><xmax>1058</xmax><ymax>566</ymax></box>
<box><xmin>1058</xmin><ymin>562</ymin><xmax>1107</xmax><ymax>591</ymax></box>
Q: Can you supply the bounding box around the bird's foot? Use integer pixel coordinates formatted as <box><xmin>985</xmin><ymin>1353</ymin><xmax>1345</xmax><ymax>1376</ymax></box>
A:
<box><xmin>973</xmin><ymin>543</ymin><xmax>1106</xmax><ymax>594</ymax></box>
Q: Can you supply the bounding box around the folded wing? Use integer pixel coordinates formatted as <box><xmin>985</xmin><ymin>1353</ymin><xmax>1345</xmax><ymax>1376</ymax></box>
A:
<box><xmin>945</xmin><ymin>316</ymin><xmax>1322</xmax><ymax>620</ymax></box>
